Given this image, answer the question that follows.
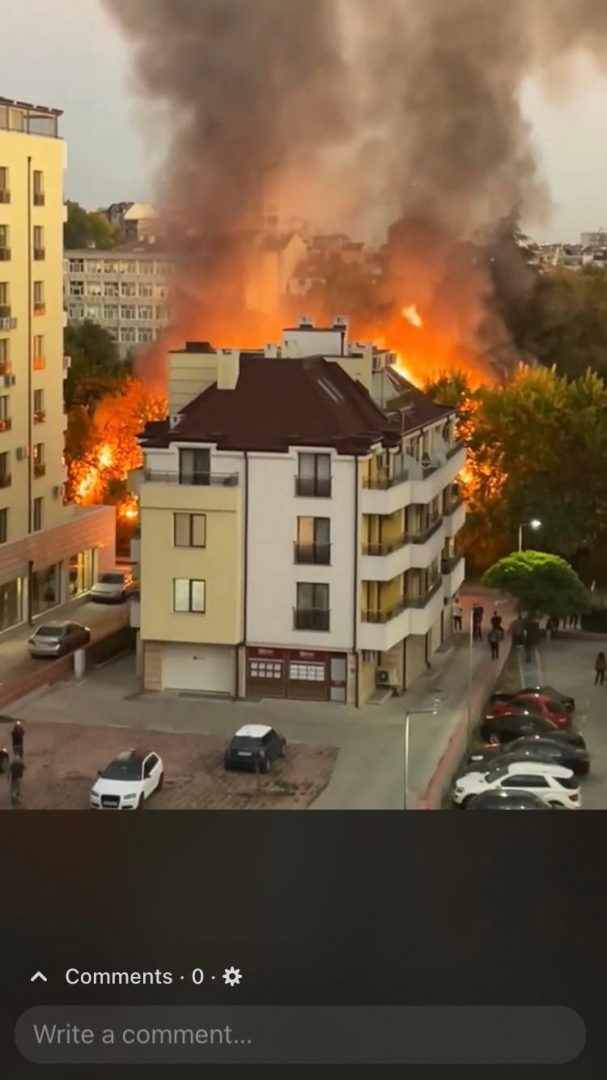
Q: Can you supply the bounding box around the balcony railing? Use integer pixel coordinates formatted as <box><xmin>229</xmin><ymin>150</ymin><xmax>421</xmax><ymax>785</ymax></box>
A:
<box><xmin>0</xmin><ymin>190</ymin><xmax>10</xmax><ymax>204</ymax></box>
<box><xmin>34</xmin><ymin>302</ymin><xmax>46</xmax><ymax>316</ymax></box>
<box><xmin>294</xmin><ymin>542</ymin><xmax>331</xmax><ymax>565</ymax></box>
<box><xmin>33</xmin><ymin>410</ymin><xmax>45</xmax><ymax>424</ymax></box>
<box><xmin>0</xmin><ymin>249</ymin><xmax>11</xmax><ymax>261</ymax></box>
<box><xmin>33</xmin><ymin>356</ymin><xmax>46</xmax><ymax>371</ymax></box>
<box><xmin>444</xmin><ymin>494</ymin><xmax>465</xmax><ymax>516</ymax></box>
<box><xmin>442</xmin><ymin>554</ymin><xmax>465</xmax><ymax>575</ymax></box>
<box><xmin>446</xmin><ymin>441</ymin><xmax>465</xmax><ymax>459</ymax></box>
<box><xmin>293</xmin><ymin>608</ymin><xmax>330</xmax><ymax>632</ymax></box>
<box><xmin>362</xmin><ymin>518</ymin><xmax>443</xmax><ymax>557</ymax></box>
<box><xmin>363</xmin><ymin>467</ymin><xmax>408</xmax><ymax>491</ymax></box>
<box><xmin>362</xmin><ymin>577</ymin><xmax>443</xmax><ymax>623</ymax></box>
<box><xmin>411</xmin><ymin>517</ymin><xmax>443</xmax><ymax>544</ymax></box>
<box><xmin>33</xmin><ymin>248</ymin><xmax>45</xmax><ymax>261</ymax></box>
<box><xmin>33</xmin><ymin>463</ymin><xmax>46</xmax><ymax>479</ymax></box>
<box><xmin>0</xmin><ymin>473</ymin><xmax>11</xmax><ymax>488</ymax></box>
<box><xmin>0</xmin><ymin>418</ymin><xmax>11</xmax><ymax>433</ymax></box>
<box><xmin>295</xmin><ymin>476</ymin><xmax>332</xmax><ymax>498</ymax></box>
<box><xmin>0</xmin><ymin>315</ymin><xmax>16</xmax><ymax>331</ymax></box>
<box><xmin>143</xmin><ymin>469</ymin><xmax>239</xmax><ymax>487</ymax></box>
<box><xmin>33</xmin><ymin>193</ymin><xmax>45</xmax><ymax>207</ymax></box>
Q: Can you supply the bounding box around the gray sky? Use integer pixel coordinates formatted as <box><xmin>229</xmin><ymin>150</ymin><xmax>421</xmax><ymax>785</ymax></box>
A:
<box><xmin>2</xmin><ymin>0</ymin><xmax>606</xmax><ymax>243</ymax></box>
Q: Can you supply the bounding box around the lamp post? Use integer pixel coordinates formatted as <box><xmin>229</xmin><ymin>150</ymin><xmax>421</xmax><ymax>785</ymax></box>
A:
<box><xmin>518</xmin><ymin>518</ymin><xmax>542</xmax><ymax>552</ymax></box>
<box><xmin>404</xmin><ymin>700</ymin><xmax>441</xmax><ymax>810</ymax></box>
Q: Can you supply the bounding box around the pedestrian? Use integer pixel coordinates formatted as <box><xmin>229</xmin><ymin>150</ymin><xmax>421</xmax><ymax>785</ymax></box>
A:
<box><xmin>490</xmin><ymin>610</ymin><xmax>504</xmax><ymax>639</ymax></box>
<box><xmin>472</xmin><ymin>604</ymin><xmax>484</xmax><ymax>641</ymax></box>
<box><xmin>11</xmin><ymin>721</ymin><xmax>24</xmax><ymax>760</ymax></box>
<box><xmin>546</xmin><ymin>616</ymin><xmax>555</xmax><ymax>641</ymax></box>
<box><xmin>452</xmin><ymin>597</ymin><xmax>463</xmax><ymax>632</ymax></box>
<box><xmin>9</xmin><ymin>756</ymin><xmax>25</xmax><ymax>806</ymax></box>
<box><xmin>488</xmin><ymin>627</ymin><xmax>500</xmax><ymax>660</ymax></box>
<box><xmin>594</xmin><ymin>651</ymin><xmax>606</xmax><ymax>686</ymax></box>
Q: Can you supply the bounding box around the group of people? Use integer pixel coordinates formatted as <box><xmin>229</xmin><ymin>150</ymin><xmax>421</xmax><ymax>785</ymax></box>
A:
<box><xmin>0</xmin><ymin>721</ymin><xmax>25</xmax><ymax>806</ymax></box>
<box><xmin>452</xmin><ymin>599</ymin><xmax>504</xmax><ymax>660</ymax></box>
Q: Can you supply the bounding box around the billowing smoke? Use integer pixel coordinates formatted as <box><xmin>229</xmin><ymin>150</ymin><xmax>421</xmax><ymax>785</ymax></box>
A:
<box><xmin>104</xmin><ymin>0</ymin><xmax>607</xmax><ymax>384</ymax></box>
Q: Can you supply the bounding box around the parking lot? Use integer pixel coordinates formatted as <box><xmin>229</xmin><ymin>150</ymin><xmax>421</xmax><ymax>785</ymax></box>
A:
<box><xmin>0</xmin><ymin>718</ymin><xmax>338</xmax><ymax>811</ymax></box>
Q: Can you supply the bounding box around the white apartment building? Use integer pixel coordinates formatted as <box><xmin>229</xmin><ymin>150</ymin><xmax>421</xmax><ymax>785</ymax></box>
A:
<box><xmin>64</xmin><ymin>240</ymin><xmax>174</xmax><ymax>357</ymax></box>
<box><xmin>131</xmin><ymin>326</ymin><xmax>466</xmax><ymax>706</ymax></box>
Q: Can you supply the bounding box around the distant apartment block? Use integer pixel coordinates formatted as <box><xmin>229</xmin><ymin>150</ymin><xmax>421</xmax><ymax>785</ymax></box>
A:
<box><xmin>0</xmin><ymin>96</ymin><xmax>114</xmax><ymax>633</ymax></box>
<box><xmin>64</xmin><ymin>241</ymin><xmax>174</xmax><ymax>357</ymax></box>
<box><xmin>130</xmin><ymin>319</ymin><xmax>466</xmax><ymax>706</ymax></box>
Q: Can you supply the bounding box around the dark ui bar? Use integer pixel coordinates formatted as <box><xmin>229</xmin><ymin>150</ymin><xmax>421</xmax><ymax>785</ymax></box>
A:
<box><xmin>15</xmin><ymin>1006</ymin><xmax>585</xmax><ymax>1065</ymax></box>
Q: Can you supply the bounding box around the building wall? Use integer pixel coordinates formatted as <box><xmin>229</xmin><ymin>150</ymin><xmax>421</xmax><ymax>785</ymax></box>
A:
<box><xmin>405</xmin><ymin>634</ymin><xmax>427</xmax><ymax>689</ymax></box>
<box><xmin>246</xmin><ymin>450</ymin><xmax>356</xmax><ymax>651</ymax></box>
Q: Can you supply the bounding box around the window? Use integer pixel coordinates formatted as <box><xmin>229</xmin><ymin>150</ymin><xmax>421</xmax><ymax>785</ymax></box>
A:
<box><xmin>138</xmin><ymin>283</ymin><xmax>153</xmax><ymax>298</ymax></box>
<box><xmin>154</xmin><ymin>283</ymin><xmax>167</xmax><ymax>299</ymax></box>
<box><xmin>120</xmin><ymin>304</ymin><xmax>137</xmax><ymax>321</ymax></box>
<box><xmin>156</xmin><ymin>305</ymin><xmax>168</xmax><ymax>322</ymax></box>
<box><xmin>69</xmin><ymin>281</ymin><xmax>84</xmax><ymax>298</ymax></box>
<box><xmin>0</xmin><ymin>339</ymin><xmax>9</xmax><ymax>370</ymax></box>
<box><xmin>502</xmin><ymin>774</ymin><xmax>549</xmax><ymax>789</ymax></box>
<box><xmin>33</xmin><ymin>335</ymin><xmax>44</xmax><ymax>357</ymax></box>
<box><xmin>0</xmin><ymin>281</ymin><xmax>9</xmax><ymax>311</ymax></box>
<box><xmin>87</xmin><ymin>281</ymin><xmax>103</xmax><ymax>297</ymax></box>
<box><xmin>289</xmin><ymin>663</ymin><xmax>325</xmax><ymax>682</ymax></box>
<box><xmin>0</xmin><ymin>224</ymin><xmax>9</xmax><ymax>258</ymax></box>
<box><xmin>174</xmin><ymin>513</ymin><xmax>206</xmax><ymax>548</ymax></box>
<box><xmin>103</xmin><ymin>261</ymin><xmax>118</xmax><ymax>275</ymax></box>
<box><xmin>69</xmin><ymin>259</ymin><xmax>84</xmax><ymax>273</ymax></box>
<box><xmin>0</xmin><ymin>167</ymin><xmax>9</xmax><ymax>202</ymax></box>
<box><xmin>33</xmin><ymin>225</ymin><xmax>45</xmax><ymax>260</ymax></box>
<box><xmin>138</xmin><ymin>328</ymin><xmax>154</xmax><ymax>343</ymax></box>
<box><xmin>120</xmin><ymin>281</ymin><xmax>136</xmax><ymax>298</ymax></box>
<box><xmin>296</xmin><ymin>517</ymin><xmax>330</xmax><ymax>564</ymax></box>
<box><xmin>179</xmin><ymin>448</ymin><xmax>210</xmax><ymax>486</ymax></box>
<box><xmin>295</xmin><ymin>583</ymin><xmax>330</xmax><ymax>631</ymax></box>
<box><xmin>33</xmin><ymin>443</ymin><xmax>45</xmax><ymax>478</ymax></box>
<box><xmin>33</xmin><ymin>497</ymin><xmax>43</xmax><ymax>532</ymax></box>
<box><xmin>120</xmin><ymin>327</ymin><xmax>137</xmax><ymax>343</ymax></box>
<box><xmin>0</xmin><ymin>507</ymin><xmax>7</xmax><ymax>544</ymax></box>
<box><xmin>33</xmin><ymin>170</ymin><xmax>45</xmax><ymax>205</ymax></box>
<box><xmin>0</xmin><ymin>394</ymin><xmax>10</xmax><ymax>428</ymax></box>
<box><xmin>138</xmin><ymin>305</ymin><xmax>154</xmax><ymax>321</ymax></box>
<box><xmin>249</xmin><ymin>660</ymin><xmax>282</xmax><ymax>680</ymax></box>
<box><xmin>86</xmin><ymin>260</ymin><xmax>103</xmax><ymax>274</ymax></box>
<box><xmin>33</xmin><ymin>389</ymin><xmax>45</xmax><ymax>423</ymax></box>
<box><xmin>296</xmin><ymin>453</ymin><xmax>331</xmax><ymax>497</ymax></box>
<box><xmin>33</xmin><ymin>281</ymin><xmax>45</xmax><ymax>314</ymax></box>
<box><xmin>120</xmin><ymin>261</ymin><xmax>136</xmax><ymax>274</ymax></box>
<box><xmin>0</xmin><ymin>451</ymin><xmax>9</xmax><ymax>486</ymax></box>
<box><xmin>104</xmin><ymin>281</ymin><xmax>119</xmax><ymax>297</ymax></box>
<box><xmin>173</xmin><ymin>579</ymin><xmax>206</xmax><ymax>614</ymax></box>
<box><xmin>103</xmin><ymin>305</ymin><xmax>119</xmax><ymax>321</ymax></box>
<box><xmin>139</xmin><ymin>261</ymin><xmax>155</xmax><ymax>275</ymax></box>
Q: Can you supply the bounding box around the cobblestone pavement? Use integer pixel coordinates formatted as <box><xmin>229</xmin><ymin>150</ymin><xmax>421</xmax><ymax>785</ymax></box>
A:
<box><xmin>0</xmin><ymin>719</ymin><xmax>338</xmax><ymax>811</ymax></box>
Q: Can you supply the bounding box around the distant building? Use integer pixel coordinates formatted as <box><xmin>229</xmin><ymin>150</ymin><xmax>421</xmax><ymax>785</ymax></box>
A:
<box><xmin>245</xmin><ymin>232</ymin><xmax>308</xmax><ymax>314</ymax></box>
<box><xmin>581</xmin><ymin>229</ymin><xmax>607</xmax><ymax>249</ymax></box>
<box><xmin>64</xmin><ymin>239</ymin><xmax>175</xmax><ymax>358</ymax></box>
<box><xmin>104</xmin><ymin>201</ymin><xmax>161</xmax><ymax>243</ymax></box>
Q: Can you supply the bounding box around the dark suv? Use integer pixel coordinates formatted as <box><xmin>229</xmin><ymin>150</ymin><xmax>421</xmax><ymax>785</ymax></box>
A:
<box><xmin>224</xmin><ymin>725</ymin><xmax>286</xmax><ymax>774</ymax></box>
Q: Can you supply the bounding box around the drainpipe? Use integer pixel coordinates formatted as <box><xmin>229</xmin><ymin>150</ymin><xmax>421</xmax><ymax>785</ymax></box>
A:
<box><xmin>353</xmin><ymin>454</ymin><xmax>359</xmax><ymax>707</ymax></box>
<box><xmin>27</xmin><ymin>156</ymin><xmax>33</xmax><ymax>535</ymax></box>
<box><xmin>235</xmin><ymin>451</ymin><xmax>249</xmax><ymax>700</ymax></box>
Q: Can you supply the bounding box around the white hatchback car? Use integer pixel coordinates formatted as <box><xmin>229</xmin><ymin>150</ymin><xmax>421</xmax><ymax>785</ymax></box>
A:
<box><xmin>90</xmin><ymin>750</ymin><xmax>164</xmax><ymax>810</ymax></box>
<box><xmin>90</xmin><ymin>571</ymin><xmax>135</xmax><ymax>604</ymax></box>
<box><xmin>453</xmin><ymin>760</ymin><xmax>581</xmax><ymax>810</ymax></box>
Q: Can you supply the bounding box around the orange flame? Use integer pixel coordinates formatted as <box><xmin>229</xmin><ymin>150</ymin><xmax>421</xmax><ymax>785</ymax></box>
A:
<box><xmin>401</xmin><ymin>304</ymin><xmax>423</xmax><ymax>329</ymax></box>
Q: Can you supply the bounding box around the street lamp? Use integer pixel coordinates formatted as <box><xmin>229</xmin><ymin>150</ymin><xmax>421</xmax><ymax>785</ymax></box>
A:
<box><xmin>404</xmin><ymin>699</ymin><xmax>441</xmax><ymax>810</ymax></box>
<box><xmin>518</xmin><ymin>518</ymin><xmax>542</xmax><ymax>552</ymax></box>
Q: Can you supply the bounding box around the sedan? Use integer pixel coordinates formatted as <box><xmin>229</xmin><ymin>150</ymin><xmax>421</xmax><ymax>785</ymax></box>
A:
<box><xmin>90</xmin><ymin>570</ymin><xmax>135</xmax><ymax>604</ymax></box>
<box><xmin>465</xmin><ymin>736</ymin><xmax>590</xmax><ymax>777</ymax></box>
<box><xmin>453</xmin><ymin>761</ymin><xmax>581</xmax><ymax>809</ymax></box>
<box><xmin>467</xmin><ymin>791</ymin><xmax>552</xmax><ymax>811</ymax></box>
<box><xmin>490</xmin><ymin>693</ymin><xmax>572</xmax><ymax>730</ymax></box>
<box><xmin>480</xmin><ymin>711</ymin><xmax>586</xmax><ymax>749</ymax></box>
<box><xmin>490</xmin><ymin>685</ymin><xmax>575</xmax><ymax>713</ymax></box>
<box><xmin>28</xmin><ymin>621</ymin><xmax>91</xmax><ymax>659</ymax></box>
<box><xmin>224</xmin><ymin>725</ymin><xmax>286</xmax><ymax>774</ymax></box>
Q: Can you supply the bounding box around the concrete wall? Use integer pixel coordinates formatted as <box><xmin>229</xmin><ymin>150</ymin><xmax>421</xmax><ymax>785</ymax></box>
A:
<box><xmin>405</xmin><ymin>635</ymin><xmax>427</xmax><ymax>689</ymax></box>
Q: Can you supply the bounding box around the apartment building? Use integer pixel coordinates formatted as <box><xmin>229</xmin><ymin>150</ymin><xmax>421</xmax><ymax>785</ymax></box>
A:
<box><xmin>0</xmin><ymin>96</ymin><xmax>114</xmax><ymax>633</ymax></box>
<box><xmin>131</xmin><ymin>334</ymin><xmax>466</xmax><ymax>706</ymax></box>
<box><xmin>64</xmin><ymin>240</ymin><xmax>174</xmax><ymax>358</ymax></box>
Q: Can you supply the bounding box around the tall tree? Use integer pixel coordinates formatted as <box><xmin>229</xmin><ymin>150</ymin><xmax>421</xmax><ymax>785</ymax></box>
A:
<box><xmin>482</xmin><ymin>551</ymin><xmax>588</xmax><ymax>618</ymax></box>
<box><xmin>64</xmin><ymin>201</ymin><xmax>117</xmax><ymax>250</ymax></box>
<box><xmin>64</xmin><ymin>321</ymin><xmax>130</xmax><ymax>409</ymax></box>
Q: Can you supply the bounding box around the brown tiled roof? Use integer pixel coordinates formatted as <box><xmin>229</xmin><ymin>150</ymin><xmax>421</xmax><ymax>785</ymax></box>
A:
<box><xmin>143</xmin><ymin>355</ymin><xmax>453</xmax><ymax>454</ymax></box>
<box><xmin>385</xmin><ymin>367</ymin><xmax>454</xmax><ymax>430</ymax></box>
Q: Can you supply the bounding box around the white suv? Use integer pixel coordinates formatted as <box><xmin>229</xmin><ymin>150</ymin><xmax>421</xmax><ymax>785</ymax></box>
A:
<box><xmin>453</xmin><ymin>761</ymin><xmax>581</xmax><ymax>810</ymax></box>
<box><xmin>90</xmin><ymin>750</ymin><xmax>164</xmax><ymax>810</ymax></box>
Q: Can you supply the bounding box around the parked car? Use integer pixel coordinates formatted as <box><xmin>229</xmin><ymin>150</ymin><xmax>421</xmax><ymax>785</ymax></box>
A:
<box><xmin>467</xmin><ymin>790</ymin><xmax>552</xmax><ymax>811</ymax></box>
<box><xmin>224</xmin><ymin>725</ymin><xmax>286</xmax><ymax>773</ymax></box>
<box><xmin>490</xmin><ymin>693</ymin><xmax>572</xmax><ymax>730</ymax></box>
<box><xmin>465</xmin><ymin>736</ymin><xmax>590</xmax><ymax>777</ymax></box>
<box><xmin>90</xmin><ymin>750</ymin><xmax>164</xmax><ymax>810</ymax></box>
<box><xmin>480</xmin><ymin>711</ymin><xmax>586</xmax><ymax>748</ymax></box>
<box><xmin>28</xmin><ymin>621</ymin><xmax>91</xmax><ymax>659</ymax></box>
<box><xmin>90</xmin><ymin>570</ymin><xmax>135</xmax><ymax>604</ymax></box>
<box><xmin>490</xmin><ymin>685</ymin><xmax>575</xmax><ymax>712</ymax></box>
<box><xmin>453</xmin><ymin>761</ymin><xmax>581</xmax><ymax>809</ymax></box>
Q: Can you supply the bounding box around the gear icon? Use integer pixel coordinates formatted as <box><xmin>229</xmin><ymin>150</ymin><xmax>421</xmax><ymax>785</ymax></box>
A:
<box><xmin>223</xmin><ymin>967</ymin><xmax>242</xmax><ymax>987</ymax></box>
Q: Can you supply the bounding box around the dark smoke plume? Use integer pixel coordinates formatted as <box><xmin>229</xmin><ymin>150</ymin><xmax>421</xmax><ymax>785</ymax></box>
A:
<box><xmin>104</xmin><ymin>0</ymin><xmax>607</xmax><ymax>383</ymax></box>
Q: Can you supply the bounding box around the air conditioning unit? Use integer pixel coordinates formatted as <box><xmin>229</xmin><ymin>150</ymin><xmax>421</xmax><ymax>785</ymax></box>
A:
<box><xmin>376</xmin><ymin>667</ymin><xmax>398</xmax><ymax>688</ymax></box>
<box><xmin>3</xmin><ymin>375</ymin><xmax>15</xmax><ymax>387</ymax></box>
<box><xmin>15</xmin><ymin>446</ymin><xmax>29</xmax><ymax>461</ymax></box>
<box><xmin>52</xmin><ymin>485</ymin><xmax>63</xmax><ymax>499</ymax></box>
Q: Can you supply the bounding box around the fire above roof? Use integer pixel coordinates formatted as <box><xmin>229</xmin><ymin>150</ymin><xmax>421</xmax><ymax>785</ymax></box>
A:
<box><xmin>143</xmin><ymin>355</ymin><xmax>453</xmax><ymax>455</ymax></box>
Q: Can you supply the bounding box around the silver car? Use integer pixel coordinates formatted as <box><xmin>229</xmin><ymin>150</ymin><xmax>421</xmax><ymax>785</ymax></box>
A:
<box><xmin>90</xmin><ymin>571</ymin><xmax>135</xmax><ymax>604</ymax></box>
<box><xmin>28</xmin><ymin>621</ymin><xmax>91</xmax><ymax>659</ymax></box>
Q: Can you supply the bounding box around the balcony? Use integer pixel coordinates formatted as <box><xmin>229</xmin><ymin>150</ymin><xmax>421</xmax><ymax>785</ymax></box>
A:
<box><xmin>0</xmin><ymin>314</ymin><xmax>16</xmax><ymax>331</ymax></box>
<box><xmin>295</xmin><ymin>476</ymin><xmax>332</xmax><ymax>498</ymax></box>
<box><xmin>411</xmin><ymin>517</ymin><xmax>443</xmax><ymax>544</ymax></box>
<box><xmin>33</xmin><ymin>411</ymin><xmax>45</xmax><ymax>425</ymax></box>
<box><xmin>443</xmin><ymin>495</ymin><xmax>466</xmax><ymax>538</ymax></box>
<box><xmin>33</xmin><ymin>193</ymin><xmax>45</xmax><ymax>207</ymax></box>
<box><xmin>0</xmin><ymin>190</ymin><xmax>10</xmax><ymax>204</ymax></box>
<box><xmin>33</xmin><ymin>248</ymin><xmax>45</xmax><ymax>261</ymax></box>
<box><xmin>0</xmin><ymin>418</ymin><xmax>11</xmax><ymax>433</ymax></box>
<box><xmin>359</xmin><ymin>577</ymin><xmax>445</xmax><ymax>652</ymax></box>
<box><xmin>34</xmin><ymin>303</ymin><xmax>46</xmax><ymax>316</ymax></box>
<box><xmin>33</xmin><ymin>463</ymin><xmax>46</xmax><ymax>479</ymax></box>
<box><xmin>442</xmin><ymin>553</ymin><xmax>466</xmax><ymax>597</ymax></box>
<box><xmin>143</xmin><ymin>469</ymin><xmax>239</xmax><ymax>487</ymax></box>
<box><xmin>363</xmin><ymin>466</ymin><xmax>408</xmax><ymax>491</ymax></box>
<box><xmin>33</xmin><ymin>356</ymin><xmax>46</xmax><ymax>371</ymax></box>
<box><xmin>446</xmin><ymin>441</ymin><xmax>465</xmax><ymax>460</ymax></box>
<box><xmin>294</xmin><ymin>542</ymin><xmax>331</xmax><ymax>565</ymax></box>
<box><xmin>0</xmin><ymin>473</ymin><xmax>11</xmax><ymax>488</ymax></box>
<box><xmin>293</xmin><ymin>608</ymin><xmax>330</xmax><ymax>632</ymax></box>
<box><xmin>0</xmin><ymin>305</ymin><xmax>10</xmax><ymax>320</ymax></box>
<box><xmin>0</xmin><ymin>249</ymin><xmax>10</xmax><ymax>261</ymax></box>
<box><xmin>361</xmin><ymin>519</ymin><xmax>445</xmax><ymax>582</ymax></box>
<box><xmin>0</xmin><ymin>361</ymin><xmax>12</xmax><ymax>377</ymax></box>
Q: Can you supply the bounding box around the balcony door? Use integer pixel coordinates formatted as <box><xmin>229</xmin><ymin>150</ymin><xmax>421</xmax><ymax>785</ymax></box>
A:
<box><xmin>297</xmin><ymin>517</ymin><xmax>330</xmax><ymax>564</ymax></box>
<box><xmin>179</xmin><ymin>448</ymin><xmax>210</xmax><ymax>486</ymax></box>
<box><xmin>298</xmin><ymin>453</ymin><xmax>331</xmax><ymax>497</ymax></box>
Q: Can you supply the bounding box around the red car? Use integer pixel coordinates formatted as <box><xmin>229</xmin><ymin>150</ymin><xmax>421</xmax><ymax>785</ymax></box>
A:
<box><xmin>490</xmin><ymin>693</ymin><xmax>572</xmax><ymax>731</ymax></box>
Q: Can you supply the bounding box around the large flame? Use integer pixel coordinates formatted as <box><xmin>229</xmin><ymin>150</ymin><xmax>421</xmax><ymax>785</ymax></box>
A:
<box><xmin>401</xmin><ymin>304</ymin><xmax>423</xmax><ymax>328</ymax></box>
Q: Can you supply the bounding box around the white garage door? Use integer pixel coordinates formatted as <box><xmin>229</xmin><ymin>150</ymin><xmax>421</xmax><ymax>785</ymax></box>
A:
<box><xmin>162</xmin><ymin>644</ymin><xmax>235</xmax><ymax>695</ymax></box>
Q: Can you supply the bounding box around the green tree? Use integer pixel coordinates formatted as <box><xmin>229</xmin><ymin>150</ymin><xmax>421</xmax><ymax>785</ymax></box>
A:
<box><xmin>64</xmin><ymin>201</ymin><xmax>117</xmax><ymax>250</ymax></box>
<box><xmin>64</xmin><ymin>321</ymin><xmax>130</xmax><ymax>409</ymax></box>
<box><xmin>482</xmin><ymin>550</ymin><xmax>588</xmax><ymax>618</ymax></box>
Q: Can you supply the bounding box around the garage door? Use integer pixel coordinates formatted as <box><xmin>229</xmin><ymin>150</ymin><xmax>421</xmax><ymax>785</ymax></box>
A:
<box><xmin>162</xmin><ymin>644</ymin><xmax>235</xmax><ymax>695</ymax></box>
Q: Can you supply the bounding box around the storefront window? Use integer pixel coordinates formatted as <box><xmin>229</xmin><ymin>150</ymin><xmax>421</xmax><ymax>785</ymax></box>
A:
<box><xmin>0</xmin><ymin>577</ymin><xmax>23</xmax><ymax>632</ymax></box>
<box><xmin>69</xmin><ymin>550</ymin><xmax>94</xmax><ymax>599</ymax></box>
<box><xmin>31</xmin><ymin>564</ymin><xmax>61</xmax><ymax>616</ymax></box>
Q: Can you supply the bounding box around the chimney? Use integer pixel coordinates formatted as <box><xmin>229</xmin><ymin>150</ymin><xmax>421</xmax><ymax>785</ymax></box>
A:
<box><xmin>217</xmin><ymin>349</ymin><xmax>240</xmax><ymax>391</ymax></box>
<box><xmin>299</xmin><ymin>315</ymin><xmax>315</xmax><ymax>328</ymax></box>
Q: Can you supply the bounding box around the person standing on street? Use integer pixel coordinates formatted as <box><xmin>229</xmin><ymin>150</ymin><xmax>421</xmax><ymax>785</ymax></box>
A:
<box><xmin>490</xmin><ymin>610</ymin><xmax>504</xmax><ymax>639</ymax></box>
<box><xmin>488</xmin><ymin>627</ymin><xmax>501</xmax><ymax>660</ymax></box>
<box><xmin>594</xmin><ymin>652</ymin><xmax>606</xmax><ymax>685</ymax></box>
<box><xmin>472</xmin><ymin>604</ymin><xmax>484</xmax><ymax>641</ymax></box>
<box><xmin>11</xmin><ymin>721</ymin><xmax>24</xmax><ymax>759</ymax></box>
<box><xmin>9</xmin><ymin>756</ymin><xmax>25</xmax><ymax>806</ymax></box>
<box><xmin>452</xmin><ymin>598</ymin><xmax>463</xmax><ymax>632</ymax></box>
